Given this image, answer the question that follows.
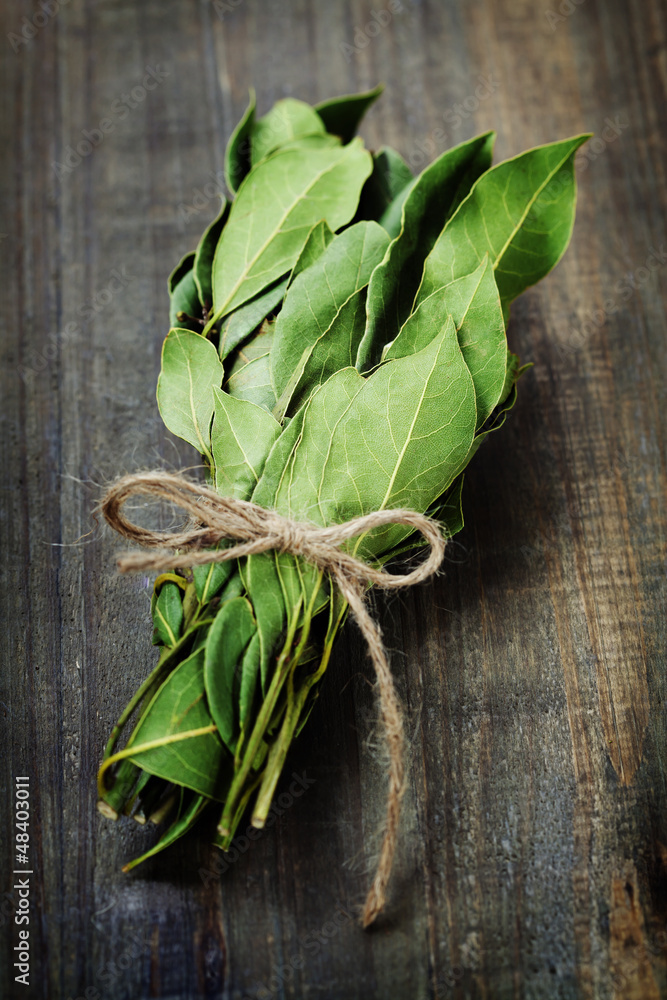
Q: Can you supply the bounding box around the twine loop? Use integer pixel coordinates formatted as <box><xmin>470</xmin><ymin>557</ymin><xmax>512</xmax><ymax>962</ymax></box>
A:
<box><xmin>101</xmin><ymin>471</ymin><xmax>446</xmax><ymax>926</ymax></box>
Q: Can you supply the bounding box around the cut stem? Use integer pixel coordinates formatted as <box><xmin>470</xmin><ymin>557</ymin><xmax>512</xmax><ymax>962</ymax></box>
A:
<box><xmin>217</xmin><ymin>596</ymin><xmax>304</xmax><ymax>836</ymax></box>
<box><xmin>252</xmin><ymin>596</ymin><xmax>345</xmax><ymax>825</ymax></box>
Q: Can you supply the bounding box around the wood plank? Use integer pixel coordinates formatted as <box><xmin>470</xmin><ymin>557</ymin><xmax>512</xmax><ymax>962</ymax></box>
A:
<box><xmin>1</xmin><ymin>0</ymin><xmax>665</xmax><ymax>997</ymax></box>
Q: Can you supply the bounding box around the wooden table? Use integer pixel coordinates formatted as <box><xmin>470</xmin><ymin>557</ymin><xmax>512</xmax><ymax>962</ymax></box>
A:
<box><xmin>2</xmin><ymin>1</ymin><xmax>666</xmax><ymax>997</ymax></box>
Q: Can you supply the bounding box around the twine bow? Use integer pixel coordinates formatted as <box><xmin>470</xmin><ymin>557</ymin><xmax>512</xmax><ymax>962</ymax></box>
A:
<box><xmin>101</xmin><ymin>471</ymin><xmax>446</xmax><ymax>926</ymax></box>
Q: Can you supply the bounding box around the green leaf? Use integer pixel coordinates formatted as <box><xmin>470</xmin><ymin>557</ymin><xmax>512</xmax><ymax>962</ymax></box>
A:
<box><xmin>238</xmin><ymin>632</ymin><xmax>261</xmax><ymax>725</ymax></box>
<box><xmin>241</xmin><ymin>554</ymin><xmax>287</xmax><ymax>696</ymax></box>
<box><xmin>276</xmin><ymin>135</ymin><xmax>343</xmax><ymax>154</ymax></box>
<box><xmin>251</xmin><ymin>98</ymin><xmax>327</xmax><ymax>165</ymax></box>
<box><xmin>211</xmin><ymin>387</ymin><xmax>281</xmax><ymax>499</ymax></box>
<box><xmin>271</xmin><ymin>320</ymin><xmax>477</xmax><ymax>558</ymax></box>
<box><xmin>314</xmin><ymin>84</ymin><xmax>384</xmax><ymax>143</ymax></box>
<box><xmin>225</xmin><ymin>353</ymin><xmax>276</xmax><ymax>412</ymax></box>
<box><xmin>128</xmin><ymin>648</ymin><xmax>230</xmax><ymax>801</ymax></box>
<box><xmin>191</xmin><ymin>568</ymin><xmax>244</xmax><ymax>624</ymax></box>
<box><xmin>289</xmin><ymin>219</ymin><xmax>335</xmax><ymax>284</ymax></box>
<box><xmin>253</xmin><ymin>371</ymin><xmax>362</xmax><ymax>514</ymax></box>
<box><xmin>357</xmin><ymin>132</ymin><xmax>495</xmax><ymax>370</ymax></box>
<box><xmin>416</xmin><ymin>134</ymin><xmax>591</xmax><ymax>317</ymax></box>
<box><xmin>205</xmin><ymin>597</ymin><xmax>257</xmax><ymax>752</ymax></box>
<box><xmin>224</xmin><ymin>320</ymin><xmax>277</xmax><ymax>412</ymax></box>
<box><xmin>193</xmin><ymin>197</ymin><xmax>230</xmax><ymax>311</ymax></box>
<box><xmin>356</xmin><ymin>146</ymin><xmax>413</xmax><ymax>228</ymax></box>
<box><xmin>168</xmin><ymin>251</ymin><xmax>196</xmax><ymax>294</ymax></box>
<box><xmin>150</xmin><ymin>572</ymin><xmax>186</xmax><ymax>625</ymax></box>
<box><xmin>218</xmin><ymin>278</ymin><xmax>289</xmax><ymax>361</ymax></box>
<box><xmin>376</xmin><ymin>179</ymin><xmax>417</xmax><ymax>241</ymax></box>
<box><xmin>382</xmin><ymin>131</ymin><xmax>494</xmax><ymax>242</ymax></box>
<box><xmin>274</xmin><ymin>552</ymin><xmax>329</xmax><ymax>632</ymax></box>
<box><xmin>169</xmin><ymin>261</ymin><xmax>203</xmax><ymax>331</ymax></box>
<box><xmin>152</xmin><ymin>582</ymin><xmax>184</xmax><ymax>648</ymax></box>
<box><xmin>386</xmin><ymin>256</ymin><xmax>507</xmax><ymax>428</ymax></box>
<box><xmin>277</xmin><ymin>289</ymin><xmax>369</xmax><ymax>420</ymax></box>
<box><xmin>157</xmin><ymin>329</ymin><xmax>224</xmax><ymax>462</ymax></box>
<box><xmin>191</xmin><ymin>557</ymin><xmax>244</xmax><ymax>617</ymax></box>
<box><xmin>271</xmin><ymin>221</ymin><xmax>391</xmax><ymax>415</ymax></box>
<box><xmin>225</xmin><ymin>89</ymin><xmax>256</xmax><ymax>194</ymax></box>
<box><xmin>209</xmin><ymin>139</ymin><xmax>373</xmax><ymax>326</ymax></box>
<box><xmin>251</xmin><ymin>406</ymin><xmax>309</xmax><ymax>509</ymax></box>
<box><xmin>192</xmin><ymin>559</ymin><xmax>233</xmax><ymax>605</ymax></box>
<box><xmin>263</xmin><ymin>368</ymin><xmax>367</xmax><ymax>525</ymax></box>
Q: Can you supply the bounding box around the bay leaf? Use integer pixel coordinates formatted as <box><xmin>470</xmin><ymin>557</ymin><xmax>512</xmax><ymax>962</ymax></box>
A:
<box><xmin>152</xmin><ymin>581</ymin><xmax>184</xmax><ymax>648</ymax></box>
<box><xmin>427</xmin><ymin>471</ymin><xmax>465</xmax><ymax>539</ymax></box>
<box><xmin>416</xmin><ymin>134</ymin><xmax>591</xmax><ymax>316</ymax></box>
<box><xmin>241</xmin><ymin>553</ymin><xmax>287</xmax><ymax>696</ymax></box>
<box><xmin>356</xmin><ymin>146</ymin><xmax>413</xmax><ymax>227</ymax></box>
<box><xmin>357</xmin><ymin>132</ymin><xmax>495</xmax><ymax>369</ymax></box>
<box><xmin>218</xmin><ymin>277</ymin><xmax>289</xmax><ymax>361</ymax></box>
<box><xmin>128</xmin><ymin>647</ymin><xmax>230</xmax><ymax>801</ymax></box>
<box><xmin>271</xmin><ymin>221</ymin><xmax>391</xmax><ymax>412</ymax></box>
<box><xmin>273</xmin><ymin>320</ymin><xmax>476</xmax><ymax>559</ymax></box>
<box><xmin>253</xmin><ymin>370</ymin><xmax>363</xmax><ymax>512</ymax></box>
<box><xmin>211</xmin><ymin>386</ymin><xmax>281</xmax><ymax>499</ymax></box>
<box><xmin>386</xmin><ymin>256</ymin><xmax>507</xmax><ymax>427</ymax></box>
<box><xmin>239</xmin><ymin>550</ymin><xmax>328</xmax><ymax>703</ymax></box>
<box><xmin>250</xmin><ymin>402</ymin><xmax>343</xmax><ymax>674</ymax></box>
<box><xmin>169</xmin><ymin>261</ymin><xmax>203</xmax><ymax>331</ymax></box>
<box><xmin>208</xmin><ymin>139</ymin><xmax>373</xmax><ymax>327</ymax></box>
<box><xmin>251</xmin><ymin>98</ymin><xmax>327</xmax><ymax>165</ymax></box>
<box><xmin>239</xmin><ymin>631</ymin><xmax>261</xmax><ymax>725</ymax></box>
<box><xmin>388</xmin><ymin>471</ymin><xmax>466</xmax><ymax>559</ymax></box>
<box><xmin>289</xmin><ymin>219</ymin><xmax>335</xmax><ymax>285</ymax></box>
<box><xmin>193</xmin><ymin>197</ymin><xmax>230</xmax><ymax>312</ymax></box>
<box><xmin>168</xmin><ymin>251</ymin><xmax>196</xmax><ymax>294</ymax></box>
<box><xmin>192</xmin><ymin>559</ymin><xmax>234</xmax><ymax>605</ymax></box>
<box><xmin>216</xmin><ymin>218</ymin><xmax>335</xmax><ymax>363</ymax></box>
<box><xmin>275</xmin><ymin>135</ymin><xmax>342</xmax><ymax>154</ymax></box>
<box><xmin>156</xmin><ymin>328</ymin><xmax>224</xmax><ymax>463</ymax></box>
<box><xmin>465</xmin><ymin>354</ymin><xmax>528</xmax><ymax>463</ymax></box>
<box><xmin>314</xmin><ymin>83</ymin><xmax>383</xmax><ymax>143</ymax></box>
<box><xmin>204</xmin><ymin>596</ymin><xmax>256</xmax><ymax>752</ymax></box>
<box><xmin>224</xmin><ymin>319</ymin><xmax>277</xmax><ymax>412</ymax></box>
<box><xmin>276</xmin><ymin>288</ymin><xmax>369</xmax><ymax>419</ymax></box>
<box><xmin>250</xmin><ymin>406</ymin><xmax>309</xmax><ymax>509</ymax></box>
<box><xmin>224</xmin><ymin>88</ymin><xmax>256</xmax><ymax>194</ymax></box>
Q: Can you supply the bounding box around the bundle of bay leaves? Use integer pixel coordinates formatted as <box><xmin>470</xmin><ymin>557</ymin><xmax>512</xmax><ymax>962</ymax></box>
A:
<box><xmin>98</xmin><ymin>86</ymin><xmax>587</xmax><ymax>873</ymax></box>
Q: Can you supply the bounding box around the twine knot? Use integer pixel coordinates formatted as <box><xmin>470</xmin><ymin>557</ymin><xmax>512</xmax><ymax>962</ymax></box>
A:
<box><xmin>101</xmin><ymin>471</ymin><xmax>447</xmax><ymax>926</ymax></box>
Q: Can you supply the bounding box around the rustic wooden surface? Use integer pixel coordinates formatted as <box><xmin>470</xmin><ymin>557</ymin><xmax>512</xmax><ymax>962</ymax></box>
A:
<box><xmin>1</xmin><ymin>1</ymin><xmax>666</xmax><ymax>997</ymax></box>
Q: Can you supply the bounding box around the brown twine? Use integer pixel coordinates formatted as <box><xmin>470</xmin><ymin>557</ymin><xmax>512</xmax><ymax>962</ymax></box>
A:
<box><xmin>100</xmin><ymin>471</ymin><xmax>446</xmax><ymax>927</ymax></box>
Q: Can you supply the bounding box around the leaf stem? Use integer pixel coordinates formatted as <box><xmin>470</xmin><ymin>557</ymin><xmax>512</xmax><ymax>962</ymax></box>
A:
<box><xmin>213</xmin><ymin>769</ymin><xmax>263</xmax><ymax>851</ymax></box>
<box><xmin>251</xmin><ymin>594</ymin><xmax>346</xmax><ymax>825</ymax></box>
<box><xmin>217</xmin><ymin>595</ymin><xmax>304</xmax><ymax>836</ymax></box>
<box><xmin>251</xmin><ymin>684</ymin><xmax>304</xmax><ymax>826</ymax></box>
<box><xmin>97</xmin><ymin>725</ymin><xmax>217</xmax><ymax>800</ymax></box>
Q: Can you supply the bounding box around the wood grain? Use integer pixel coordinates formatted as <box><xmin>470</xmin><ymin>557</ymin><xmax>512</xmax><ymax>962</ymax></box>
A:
<box><xmin>1</xmin><ymin>0</ymin><xmax>665</xmax><ymax>997</ymax></box>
